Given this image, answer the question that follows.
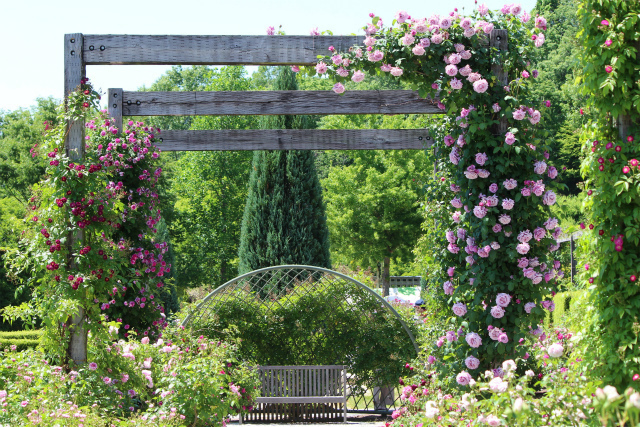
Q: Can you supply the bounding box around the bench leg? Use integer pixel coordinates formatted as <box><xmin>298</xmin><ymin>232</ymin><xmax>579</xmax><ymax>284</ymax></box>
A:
<box><xmin>343</xmin><ymin>403</ymin><xmax>347</xmax><ymax>423</ymax></box>
<box><xmin>239</xmin><ymin>414</ymin><xmax>243</xmax><ymax>425</ymax></box>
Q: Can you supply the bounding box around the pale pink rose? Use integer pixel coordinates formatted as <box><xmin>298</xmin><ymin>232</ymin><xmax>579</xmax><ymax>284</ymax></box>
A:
<box><xmin>266</xmin><ymin>26</ymin><xmax>275</xmax><ymax>35</ymax></box>
<box><xmin>517</xmin><ymin>257</ymin><xmax>529</xmax><ymax>268</ymax></box>
<box><xmin>489</xmin><ymin>183</ymin><xmax>498</xmax><ymax>193</ymax></box>
<box><xmin>457</xmin><ymin>228</ymin><xmax>467</xmax><ymax>240</ymax></box>
<box><xmin>309</xmin><ymin>27</ymin><xmax>320</xmax><ymax>36</ymax></box>
<box><xmin>492</xmin><ymin>224</ymin><xmax>502</xmax><ymax>233</ymax></box>
<box><xmin>498</xmin><ymin>214</ymin><xmax>511</xmax><ymax>225</ymax></box>
<box><xmin>395</xmin><ymin>10</ymin><xmax>409</xmax><ymax>24</ymax></box>
<box><xmin>524</xmin><ymin>302</ymin><xmax>536</xmax><ymax>314</ymax></box>
<box><xmin>475</xmin><ymin>152</ymin><xmax>488</xmax><ymax>165</ymax></box>
<box><xmin>491</xmin><ymin>241</ymin><xmax>500</xmax><ymax>250</ymax></box>
<box><xmin>529</xmin><ymin>109</ymin><xmax>541</xmax><ymax>124</ymax></box>
<box><xmin>496</xmin><ymin>293</ymin><xmax>511</xmax><ymax>307</ymax></box>
<box><xmin>516</xmin><ymin>242</ymin><xmax>530</xmax><ymax>255</ymax></box>
<box><xmin>503</xmin><ymin>179</ymin><xmax>517</xmax><ymax>190</ymax></box>
<box><xmin>513</xmin><ymin>109</ymin><xmax>526</xmax><ymax>120</ymax></box>
<box><xmin>332</xmin><ymin>83</ymin><xmax>345</xmax><ymax>94</ymax></box>
<box><xmin>511</xmin><ymin>4</ymin><xmax>522</xmax><ymax>15</ymax></box>
<box><xmin>364</xmin><ymin>36</ymin><xmax>376</xmax><ymax>47</ymax></box>
<box><xmin>465</xmin><ymin>356</ymin><xmax>480</xmax><ymax>370</ymax></box>
<box><xmin>456</xmin><ymin>371</ymin><xmax>472</xmax><ymax>386</ymax></box>
<box><xmin>452</xmin><ymin>211</ymin><xmax>462</xmax><ymax>223</ymax></box>
<box><xmin>465</xmin><ymin>255</ymin><xmax>475</xmax><ymax>265</ymax></box>
<box><xmin>440</xmin><ymin>17</ymin><xmax>453</xmax><ymax>29</ymax></box>
<box><xmin>477</xmin><ymin>169</ymin><xmax>490</xmax><ymax>178</ymax></box>
<box><xmin>489</xmin><ymin>328</ymin><xmax>502</xmax><ymax>340</ymax></box>
<box><xmin>414</xmin><ymin>20</ymin><xmax>428</xmax><ymax>33</ymax></box>
<box><xmin>336</xmin><ymin>67</ymin><xmax>349</xmax><ymax>77</ymax></box>
<box><xmin>448</xmin><ymin>53</ymin><xmax>462</xmax><ymax>65</ymax></box>
<box><xmin>459</xmin><ymin>65</ymin><xmax>472</xmax><ymax>76</ymax></box>
<box><xmin>502</xmin><ymin>199</ymin><xmax>515</xmax><ymax>210</ymax></box>
<box><xmin>478</xmin><ymin>3</ymin><xmax>489</xmax><ymax>15</ymax></box>
<box><xmin>461</xmin><ymin>50</ymin><xmax>472</xmax><ymax>60</ymax></box>
<box><xmin>473</xmin><ymin>205</ymin><xmax>487</xmax><ymax>219</ymax></box>
<box><xmin>342</xmin><ymin>58</ymin><xmax>351</xmax><ymax>67</ymax></box>
<box><xmin>452</xmin><ymin>303</ymin><xmax>467</xmax><ymax>316</ymax></box>
<box><xmin>420</xmin><ymin>38</ymin><xmax>431</xmax><ymax>47</ymax></box>
<box><xmin>521</xmin><ymin>187</ymin><xmax>531</xmax><ymax>197</ymax></box>
<box><xmin>291</xmin><ymin>65</ymin><xmax>300</xmax><ymax>73</ymax></box>
<box><xmin>460</xmin><ymin>18</ymin><xmax>472</xmax><ymax>29</ymax></box>
<box><xmin>390</xmin><ymin>67</ymin><xmax>404</xmax><ymax>77</ymax></box>
<box><xmin>473</xmin><ymin>79</ymin><xmax>489</xmax><ymax>93</ymax></box>
<box><xmin>367</xmin><ymin>50</ymin><xmax>384</xmax><ymax>62</ymax></box>
<box><xmin>492</xmin><ymin>103</ymin><xmax>501</xmax><ymax>112</ymax></box>
<box><xmin>498</xmin><ymin>333</ymin><xmax>509</xmax><ymax>343</ymax></box>
<box><xmin>535</xmin><ymin>33</ymin><xmax>546</xmax><ymax>47</ymax></box>
<box><xmin>468</xmin><ymin>72</ymin><xmax>481</xmax><ymax>83</ymax></box>
<box><xmin>400</xmin><ymin>33</ymin><xmax>415</xmax><ymax>46</ymax></box>
<box><xmin>380</xmin><ymin>63</ymin><xmax>392</xmax><ymax>72</ymax></box>
<box><xmin>412</xmin><ymin>45</ymin><xmax>425</xmax><ymax>56</ymax></box>
<box><xmin>488</xmin><ymin>378</ymin><xmax>508</xmax><ymax>393</ymax></box>
<box><xmin>443</xmin><ymin>281</ymin><xmax>454</xmax><ymax>295</ymax></box>
<box><xmin>315</xmin><ymin>62</ymin><xmax>328</xmax><ymax>74</ymax></box>
<box><xmin>451</xmin><ymin>197</ymin><xmax>463</xmax><ymax>208</ymax></box>
<box><xmin>484</xmin><ymin>195</ymin><xmax>498</xmax><ymax>207</ymax></box>
<box><xmin>448</xmin><ymin>243</ymin><xmax>460</xmax><ymax>254</ymax></box>
<box><xmin>544</xmin><ymin>217</ymin><xmax>558</xmax><ymax>230</ymax></box>
<box><xmin>445</xmin><ymin>64</ymin><xmax>458</xmax><ymax>76</ymax></box>
<box><xmin>446</xmin><ymin>230</ymin><xmax>456</xmax><ymax>243</ymax></box>
<box><xmin>465</xmin><ymin>332</ymin><xmax>482</xmax><ymax>348</ymax></box>
<box><xmin>548</xmin><ymin>166</ymin><xmax>558</xmax><ymax>179</ymax></box>
<box><xmin>543</xmin><ymin>190</ymin><xmax>557</xmax><ymax>206</ymax></box>
<box><xmin>533</xmin><ymin>227</ymin><xmax>546</xmax><ymax>241</ymax></box>
<box><xmin>351</xmin><ymin>70</ymin><xmax>365</xmax><ymax>82</ymax></box>
<box><xmin>431</xmin><ymin>33</ymin><xmax>444</xmax><ymax>44</ymax></box>
<box><xmin>331</xmin><ymin>54</ymin><xmax>342</xmax><ymax>65</ymax></box>
<box><xmin>548</xmin><ymin>343</ymin><xmax>564</xmax><ymax>358</ymax></box>
<box><xmin>490</xmin><ymin>306</ymin><xmax>505</xmax><ymax>319</ymax></box>
<box><xmin>517</xmin><ymin>230</ymin><xmax>533</xmax><ymax>243</ymax></box>
<box><xmin>451</xmin><ymin>78</ymin><xmax>463</xmax><ymax>90</ymax></box>
<box><xmin>505</xmin><ymin>132</ymin><xmax>516</xmax><ymax>145</ymax></box>
<box><xmin>486</xmin><ymin>414</ymin><xmax>502</xmax><ymax>426</ymax></box>
<box><xmin>355</xmin><ymin>48</ymin><xmax>363</xmax><ymax>58</ymax></box>
<box><xmin>521</xmin><ymin>11</ymin><xmax>531</xmax><ymax>23</ymax></box>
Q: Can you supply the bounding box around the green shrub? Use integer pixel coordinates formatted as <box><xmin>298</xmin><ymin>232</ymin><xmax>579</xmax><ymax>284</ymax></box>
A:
<box><xmin>545</xmin><ymin>290</ymin><xmax>585</xmax><ymax>328</ymax></box>
<box><xmin>0</xmin><ymin>338</ymin><xmax>39</xmax><ymax>351</ymax></box>
<box><xmin>0</xmin><ymin>330</ymin><xmax>42</xmax><ymax>340</ymax></box>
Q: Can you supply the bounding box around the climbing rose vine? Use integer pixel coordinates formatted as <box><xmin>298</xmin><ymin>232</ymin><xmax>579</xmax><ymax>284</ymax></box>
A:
<box><xmin>310</xmin><ymin>4</ymin><xmax>563</xmax><ymax>378</ymax></box>
<box><xmin>8</xmin><ymin>80</ymin><xmax>170</xmax><ymax>360</ymax></box>
<box><xmin>577</xmin><ymin>0</ymin><xmax>640</xmax><ymax>390</ymax></box>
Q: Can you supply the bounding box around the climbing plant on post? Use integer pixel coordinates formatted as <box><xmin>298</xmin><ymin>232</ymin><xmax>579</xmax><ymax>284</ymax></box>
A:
<box><xmin>311</xmin><ymin>4</ymin><xmax>561</xmax><ymax>377</ymax></box>
<box><xmin>577</xmin><ymin>0</ymin><xmax>640</xmax><ymax>390</ymax></box>
<box><xmin>6</xmin><ymin>84</ymin><xmax>169</xmax><ymax>364</ymax></box>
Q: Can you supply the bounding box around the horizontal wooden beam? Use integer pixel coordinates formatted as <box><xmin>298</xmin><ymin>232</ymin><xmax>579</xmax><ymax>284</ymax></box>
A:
<box><xmin>121</xmin><ymin>90</ymin><xmax>441</xmax><ymax>116</ymax></box>
<box><xmin>83</xmin><ymin>35</ymin><xmax>360</xmax><ymax>65</ymax></box>
<box><xmin>155</xmin><ymin>129</ymin><xmax>433</xmax><ymax>151</ymax></box>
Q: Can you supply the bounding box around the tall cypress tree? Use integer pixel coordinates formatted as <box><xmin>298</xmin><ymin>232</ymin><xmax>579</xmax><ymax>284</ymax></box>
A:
<box><xmin>238</xmin><ymin>67</ymin><xmax>330</xmax><ymax>275</ymax></box>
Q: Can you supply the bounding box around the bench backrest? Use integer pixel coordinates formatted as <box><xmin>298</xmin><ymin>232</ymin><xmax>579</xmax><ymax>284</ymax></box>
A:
<box><xmin>258</xmin><ymin>365</ymin><xmax>346</xmax><ymax>398</ymax></box>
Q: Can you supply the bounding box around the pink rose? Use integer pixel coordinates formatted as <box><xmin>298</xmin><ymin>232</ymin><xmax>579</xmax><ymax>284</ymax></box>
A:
<box><xmin>465</xmin><ymin>356</ymin><xmax>480</xmax><ymax>370</ymax></box>
<box><xmin>315</xmin><ymin>62</ymin><xmax>328</xmax><ymax>74</ymax></box>
<box><xmin>390</xmin><ymin>67</ymin><xmax>404</xmax><ymax>77</ymax></box>
<box><xmin>496</xmin><ymin>293</ymin><xmax>511</xmax><ymax>307</ymax></box>
<box><xmin>465</xmin><ymin>332</ymin><xmax>482</xmax><ymax>348</ymax></box>
<box><xmin>490</xmin><ymin>306</ymin><xmax>505</xmax><ymax>319</ymax></box>
<box><xmin>452</xmin><ymin>302</ymin><xmax>467</xmax><ymax>317</ymax></box>
<box><xmin>351</xmin><ymin>70</ymin><xmax>365</xmax><ymax>83</ymax></box>
<box><xmin>505</xmin><ymin>132</ymin><xmax>516</xmax><ymax>145</ymax></box>
<box><xmin>451</xmin><ymin>78</ymin><xmax>463</xmax><ymax>90</ymax></box>
<box><xmin>412</xmin><ymin>45</ymin><xmax>425</xmax><ymax>56</ymax></box>
<box><xmin>332</xmin><ymin>83</ymin><xmax>345</xmax><ymax>94</ymax></box>
<box><xmin>502</xmin><ymin>198</ymin><xmax>515</xmax><ymax>210</ymax></box>
<box><xmin>456</xmin><ymin>371</ymin><xmax>473</xmax><ymax>386</ymax></box>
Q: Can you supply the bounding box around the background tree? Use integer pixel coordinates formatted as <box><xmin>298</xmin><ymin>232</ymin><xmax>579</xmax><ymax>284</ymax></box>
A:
<box><xmin>323</xmin><ymin>148</ymin><xmax>429</xmax><ymax>296</ymax></box>
<box><xmin>238</xmin><ymin>67</ymin><xmax>331</xmax><ymax>274</ymax></box>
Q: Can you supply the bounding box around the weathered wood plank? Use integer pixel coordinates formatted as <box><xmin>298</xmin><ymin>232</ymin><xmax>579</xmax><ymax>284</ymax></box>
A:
<box><xmin>121</xmin><ymin>90</ymin><xmax>441</xmax><ymax>116</ymax></box>
<box><xmin>156</xmin><ymin>129</ymin><xmax>433</xmax><ymax>151</ymax></box>
<box><xmin>108</xmin><ymin>88</ymin><xmax>123</xmax><ymax>131</ymax></box>
<box><xmin>256</xmin><ymin>397</ymin><xmax>346</xmax><ymax>404</ymax></box>
<box><xmin>82</xmin><ymin>35</ymin><xmax>360</xmax><ymax>65</ymax></box>
<box><xmin>490</xmin><ymin>29</ymin><xmax>509</xmax><ymax>135</ymax></box>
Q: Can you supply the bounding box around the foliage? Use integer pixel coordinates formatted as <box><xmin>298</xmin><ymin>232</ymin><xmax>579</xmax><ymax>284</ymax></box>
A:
<box><xmin>238</xmin><ymin>67</ymin><xmax>331</xmax><ymax>274</ymax></box>
<box><xmin>189</xmin><ymin>276</ymin><xmax>418</xmax><ymax>398</ymax></box>
<box><xmin>4</xmin><ymin>81</ymin><xmax>170</xmax><ymax>362</ymax></box>
<box><xmin>323</xmin><ymin>149</ymin><xmax>429</xmax><ymax>294</ymax></box>
<box><xmin>0</xmin><ymin>329</ymin><xmax>259</xmax><ymax>426</ymax></box>
<box><xmin>577</xmin><ymin>0</ymin><xmax>640</xmax><ymax>390</ymax></box>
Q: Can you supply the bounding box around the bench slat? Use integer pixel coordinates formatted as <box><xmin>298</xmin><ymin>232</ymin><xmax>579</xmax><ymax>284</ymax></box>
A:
<box><xmin>256</xmin><ymin>397</ymin><xmax>347</xmax><ymax>404</ymax></box>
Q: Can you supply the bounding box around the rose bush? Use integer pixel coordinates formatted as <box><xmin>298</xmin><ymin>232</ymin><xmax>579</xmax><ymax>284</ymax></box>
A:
<box><xmin>308</xmin><ymin>3</ymin><xmax>563</xmax><ymax>378</ymax></box>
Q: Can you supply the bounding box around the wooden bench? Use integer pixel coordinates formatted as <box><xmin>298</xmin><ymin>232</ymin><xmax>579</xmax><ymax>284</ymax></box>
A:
<box><xmin>240</xmin><ymin>365</ymin><xmax>347</xmax><ymax>423</ymax></box>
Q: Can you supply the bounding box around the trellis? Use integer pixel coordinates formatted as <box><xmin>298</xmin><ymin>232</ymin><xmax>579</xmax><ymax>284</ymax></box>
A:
<box><xmin>62</xmin><ymin>29</ymin><xmax>509</xmax><ymax>381</ymax></box>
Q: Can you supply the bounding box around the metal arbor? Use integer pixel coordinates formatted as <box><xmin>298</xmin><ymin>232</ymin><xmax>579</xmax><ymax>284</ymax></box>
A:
<box><xmin>181</xmin><ymin>265</ymin><xmax>419</xmax><ymax>414</ymax></box>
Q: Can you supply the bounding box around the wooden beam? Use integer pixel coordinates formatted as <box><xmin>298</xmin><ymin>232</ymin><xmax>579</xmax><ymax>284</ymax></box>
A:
<box><xmin>121</xmin><ymin>90</ymin><xmax>441</xmax><ymax>116</ymax></box>
<box><xmin>82</xmin><ymin>35</ymin><xmax>360</xmax><ymax>65</ymax></box>
<box><xmin>108</xmin><ymin>88</ymin><xmax>123</xmax><ymax>131</ymax></box>
<box><xmin>155</xmin><ymin>129</ymin><xmax>433</xmax><ymax>151</ymax></box>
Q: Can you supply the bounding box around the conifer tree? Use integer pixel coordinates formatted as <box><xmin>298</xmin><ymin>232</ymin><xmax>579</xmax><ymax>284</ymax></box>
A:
<box><xmin>238</xmin><ymin>67</ymin><xmax>330</xmax><ymax>275</ymax></box>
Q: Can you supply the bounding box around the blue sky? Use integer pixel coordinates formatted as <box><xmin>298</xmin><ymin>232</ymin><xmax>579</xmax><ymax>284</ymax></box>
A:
<box><xmin>1</xmin><ymin>0</ymin><xmax>537</xmax><ymax>111</ymax></box>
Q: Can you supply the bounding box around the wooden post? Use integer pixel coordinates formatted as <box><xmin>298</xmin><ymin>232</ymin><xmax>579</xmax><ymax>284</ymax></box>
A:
<box><xmin>64</xmin><ymin>33</ymin><xmax>88</xmax><ymax>365</ymax></box>
<box><xmin>108</xmin><ymin>88</ymin><xmax>123</xmax><ymax>131</ymax></box>
<box><xmin>490</xmin><ymin>29</ymin><xmax>509</xmax><ymax>135</ymax></box>
<box><xmin>570</xmin><ymin>234</ymin><xmax>576</xmax><ymax>284</ymax></box>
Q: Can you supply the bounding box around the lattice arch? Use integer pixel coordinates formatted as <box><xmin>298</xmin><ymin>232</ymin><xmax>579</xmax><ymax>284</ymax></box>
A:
<box><xmin>181</xmin><ymin>265</ymin><xmax>419</xmax><ymax>413</ymax></box>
